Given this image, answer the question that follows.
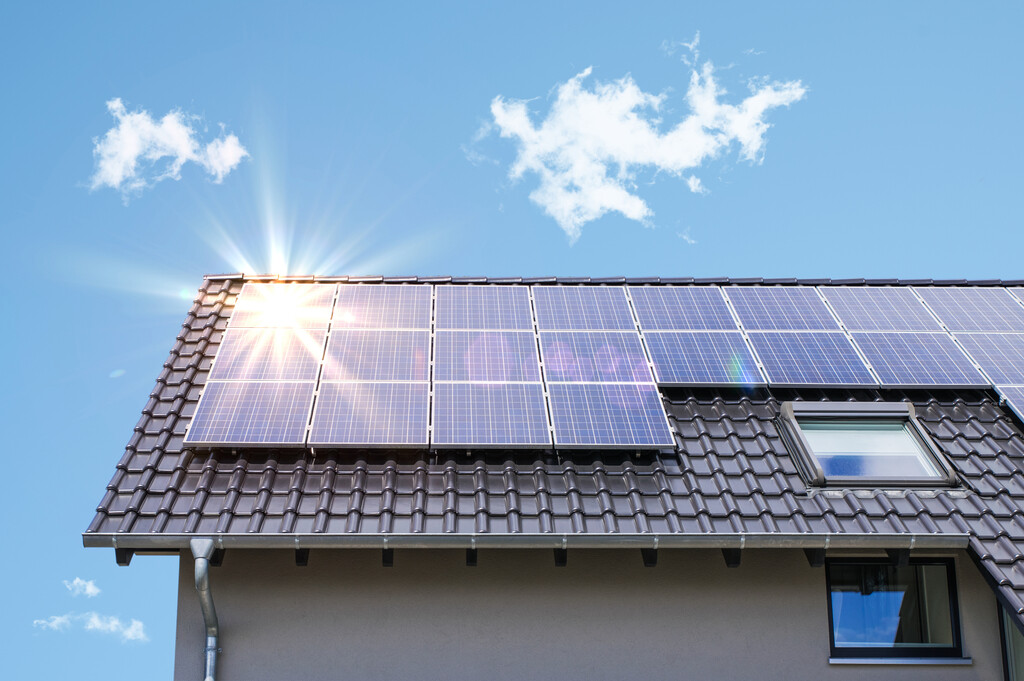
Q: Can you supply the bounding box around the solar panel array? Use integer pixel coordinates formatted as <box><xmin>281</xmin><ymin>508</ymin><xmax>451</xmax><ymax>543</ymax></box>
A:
<box><xmin>535</xmin><ymin>287</ymin><xmax>674</xmax><ymax>448</ymax></box>
<box><xmin>432</xmin><ymin>286</ymin><xmax>551</xmax><ymax>447</ymax></box>
<box><xmin>311</xmin><ymin>285</ymin><xmax>432</xmax><ymax>447</ymax></box>
<box><xmin>628</xmin><ymin>287</ymin><xmax>764</xmax><ymax>386</ymax></box>
<box><xmin>724</xmin><ymin>287</ymin><xmax>874</xmax><ymax>386</ymax></box>
<box><xmin>186</xmin><ymin>282</ymin><xmax>1024</xmax><ymax>450</ymax></box>
<box><xmin>185</xmin><ymin>284</ymin><xmax>333</xmax><ymax>446</ymax></box>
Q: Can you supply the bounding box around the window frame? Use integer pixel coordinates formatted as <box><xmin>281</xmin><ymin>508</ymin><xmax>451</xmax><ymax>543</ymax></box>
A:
<box><xmin>824</xmin><ymin>557</ymin><xmax>964</xmax><ymax>660</ymax></box>
<box><xmin>778</xmin><ymin>401</ymin><xmax>958</xmax><ymax>487</ymax></box>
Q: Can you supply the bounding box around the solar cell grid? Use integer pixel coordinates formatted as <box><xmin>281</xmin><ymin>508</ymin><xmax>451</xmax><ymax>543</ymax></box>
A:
<box><xmin>333</xmin><ymin>284</ymin><xmax>431</xmax><ymax>329</ymax></box>
<box><xmin>916</xmin><ymin>288</ymin><xmax>1024</xmax><ymax>332</ymax></box>
<box><xmin>309</xmin><ymin>382</ymin><xmax>429</xmax><ymax>446</ymax></box>
<box><xmin>532</xmin><ymin>286</ymin><xmax>635</xmax><ymax>330</ymax></box>
<box><xmin>628</xmin><ymin>286</ymin><xmax>738</xmax><ymax>331</ymax></box>
<box><xmin>231</xmin><ymin>283</ymin><xmax>336</xmax><ymax>329</ymax></box>
<box><xmin>540</xmin><ymin>332</ymin><xmax>653</xmax><ymax>383</ymax></box>
<box><xmin>435</xmin><ymin>286</ymin><xmax>533</xmax><ymax>330</ymax></box>
<box><xmin>321</xmin><ymin>330</ymin><xmax>430</xmax><ymax>381</ymax></box>
<box><xmin>727</xmin><ymin>287</ymin><xmax>839</xmax><ymax>331</ymax></box>
<box><xmin>851</xmin><ymin>332</ymin><xmax>986</xmax><ymax>387</ymax></box>
<box><xmin>210</xmin><ymin>328</ymin><xmax>327</xmax><ymax>381</ymax></box>
<box><xmin>432</xmin><ymin>383</ymin><xmax>551</xmax><ymax>447</ymax></box>
<box><xmin>747</xmin><ymin>332</ymin><xmax>875</xmax><ymax>386</ymax></box>
<box><xmin>953</xmin><ymin>333</ymin><xmax>1024</xmax><ymax>385</ymax></box>
<box><xmin>644</xmin><ymin>331</ymin><xmax>763</xmax><ymax>385</ymax></box>
<box><xmin>820</xmin><ymin>287</ymin><xmax>942</xmax><ymax>332</ymax></box>
<box><xmin>185</xmin><ymin>381</ymin><xmax>315</xmax><ymax>445</ymax></box>
<box><xmin>548</xmin><ymin>383</ymin><xmax>674</xmax><ymax>448</ymax></box>
<box><xmin>434</xmin><ymin>331</ymin><xmax>541</xmax><ymax>382</ymax></box>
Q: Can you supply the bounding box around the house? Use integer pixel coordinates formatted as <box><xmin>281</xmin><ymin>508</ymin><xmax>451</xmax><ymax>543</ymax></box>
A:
<box><xmin>85</xmin><ymin>274</ymin><xmax>1024</xmax><ymax>681</ymax></box>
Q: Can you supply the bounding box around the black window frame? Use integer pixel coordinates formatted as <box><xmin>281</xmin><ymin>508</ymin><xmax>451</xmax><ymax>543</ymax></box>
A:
<box><xmin>825</xmin><ymin>557</ymin><xmax>964</xmax><ymax>659</ymax></box>
<box><xmin>778</xmin><ymin>401</ymin><xmax>958</xmax><ymax>487</ymax></box>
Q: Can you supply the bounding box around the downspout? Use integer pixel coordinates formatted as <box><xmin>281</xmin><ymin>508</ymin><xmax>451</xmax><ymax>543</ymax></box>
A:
<box><xmin>190</xmin><ymin>538</ymin><xmax>219</xmax><ymax>681</ymax></box>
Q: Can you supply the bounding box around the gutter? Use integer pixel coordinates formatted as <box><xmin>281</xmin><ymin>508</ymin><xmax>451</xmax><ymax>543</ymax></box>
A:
<box><xmin>83</xmin><ymin>531</ymin><xmax>970</xmax><ymax>551</ymax></box>
<box><xmin>190</xmin><ymin>538</ymin><xmax>219</xmax><ymax>681</ymax></box>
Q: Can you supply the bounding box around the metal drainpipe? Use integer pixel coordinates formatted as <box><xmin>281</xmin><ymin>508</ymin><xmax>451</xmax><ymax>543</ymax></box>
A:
<box><xmin>190</xmin><ymin>538</ymin><xmax>220</xmax><ymax>681</ymax></box>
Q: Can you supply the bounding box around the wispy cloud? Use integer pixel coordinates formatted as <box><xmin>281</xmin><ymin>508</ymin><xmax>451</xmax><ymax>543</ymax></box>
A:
<box><xmin>90</xmin><ymin>98</ymin><xmax>249</xmax><ymax>201</ymax></box>
<box><xmin>486</xmin><ymin>36</ymin><xmax>805</xmax><ymax>242</ymax></box>
<box><xmin>64</xmin><ymin>577</ymin><xmax>100</xmax><ymax>598</ymax></box>
<box><xmin>33</xmin><ymin>615</ymin><xmax>72</xmax><ymax>631</ymax></box>
<box><xmin>33</xmin><ymin>612</ymin><xmax>148</xmax><ymax>643</ymax></box>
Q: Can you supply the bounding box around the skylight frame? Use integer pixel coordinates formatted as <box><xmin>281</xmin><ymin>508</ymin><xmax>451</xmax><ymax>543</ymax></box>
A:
<box><xmin>778</xmin><ymin>402</ymin><xmax>958</xmax><ymax>487</ymax></box>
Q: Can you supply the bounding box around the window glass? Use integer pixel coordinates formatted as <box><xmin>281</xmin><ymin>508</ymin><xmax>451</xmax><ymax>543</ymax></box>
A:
<box><xmin>799</xmin><ymin>419</ymin><xmax>942</xmax><ymax>479</ymax></box>
<box><xmin>828</xmin><ymin>562</ymin><xmax>957</xmax><ymax>656</ymax></box>
<box><xmin>1006</xmin><ymin>608</ymin><xmax>1024</xmax><ymax>680</ymax></box>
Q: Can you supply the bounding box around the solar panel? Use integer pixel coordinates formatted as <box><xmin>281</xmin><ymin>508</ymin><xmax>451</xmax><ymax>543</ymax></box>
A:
<box><xmin>628</xmin><ymin>286</ymin><xmax>738</xmax><ymax>331</ymax></box>
<box><xmin>851</xmin><ymin>332</ymin><xmax>987</xmax><ymax>387</ymax></box>
<box><xmin>952</xmin><ymin>333</ymin><xmax>1024</xmax><ymax>384</ymax></box>
<box><xmin>726</xmin><ymin>287</ymin><xmax>839</xmax><ymax>331</ymax></box>
<box><xmin>209</xmin><ymin>328</ymin><xmax>327</xmax><ymax>381</ymax></box>
<box><xmin>333</xmin><ymin>284</ymin><xmax>431</xmax><ymax>329</ymax></box>
<box><xmin>435</xmin><ymin>285</ymin><xmax>533</xmax><ymax>330</ymax></box>
<box><xmin>231</xmin><ymin>283</ymin><xmax>336</xmax><ymax>329</ymax></box>
<box><xmin>185</xmin><ymin>381</ymin><xmax>315</xmax><ymax>445</ymax></box>
<box><xmin>540</xmin><ymin>332</ymin><xmax>653</xmax><ymax>383</ymax></box>
<box><xmin>997</xmin><ymin>386</ymin><xmax>1024</xmax><ymax>423</ymax></box>
<box><xmin>820</xmin><ymin>287</ymin><xmax>942</xmax><ymax>332</ymax></box>
<box><xmin>916</xmin><ymin>288</ymin><xmax>1024</xmax><ymax>332</ymax></box>
<box><xmin>309</xmin><ymin>382</ymin><xmax>429</xmax><ymax>446</ymax></box>
<box><xmin>644</xmin><ymin>331</ymin><xmax>764</xmax><ymax>385</ymax></box>
<box><xmin>747</xmin><ymin>332</ymin><xmax>876</xmax><ymax>386</ymax></box>
<box><xmin>431</xmin><ymin>383</ymin><xmax>551</xmax><ymax>447</ymax></box>
<box><xmin>532</xmin><ymin>286</ymin><xmax>635</xmax><ymax>330</ymax></box>
<box><xmin>548</xmin><ymin>383</ymin><xmax>674</xmax><ymax>448</ymax></box>
<box><xmin>434</xmin><ymin>331</ymin><xmax>541</xmax><ymax>382</ymax></box>
<box><xmin>322</xmin><ymin>330</ymin><xmax>430</xmax><ymax>381</ymax></box>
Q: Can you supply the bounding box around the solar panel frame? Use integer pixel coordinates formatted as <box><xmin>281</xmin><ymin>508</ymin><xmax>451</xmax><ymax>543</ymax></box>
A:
<box><xmin>915</xmin><ymin>287</ymin><xmax>1024</xmax><ymax>332</ymax></box>
<box><xmin>819</xmin><ymin>287</ymin><xmax>943</xmax><ymax>332</ymax></box>
<box><xmin>539</xmin><ymin>331</ymin><xmax>654</xmax><ymax>383</ymax></box>
<box><xmin>333</xmin><ymin>284</ymin><xmax>432</xmax><ymax>329</ymax></box>
<box><xmin>996</xmin><ymin>386</ymin><xmax>1024</xmax><ymax>423</ymax></box>
<box><xmin>431</xmin><ymin>382</ymin><xmax>552</xmax><ymax>448</ymax></box>
<box><xmin>309</xmin><ymin>381</ymin><xmax>430</xmax><ymax>447</ymax></box>
<box><xmin>184</xmin><ymin>380</ymin><xmax>316</xmax><ymax>446</ymax></box>
<box><xmin>434</xmin><ymin>285</ymin><xmax>533</xmax><ymax>330</ymax></box>
<box><xmin>952</xmin><ymin>333</ymin><xmax>1024</xmax><ymax>385</ymax></box>
<box><xmin>434</xmin><ymin>330</ymin><xmax>542</xmax><ymax>382</ymax></box>
<box><xmin>726</xmin><ymin>287</ymin><xmax>840</xmax><ymax>331</ymax></box>
<box><xmin>322</xmin><ymin>330</ymin><xmax>431</xmax><ymax>381</ymax></box>
<box><xmin>628</xmin><ymin>286</ymin><xmax>739</xmax><ymax>331</ymax></box>
<box><xmin>230</xmin><ymin>283</ymin><xmax>337</xmax><ymax>329</ymax></box>
<box><xmin>209</xmin><ymin>328</ymin><xmax>327</xmax><ymax>381</ymax></box>
<box><xmin>532</xmin><ymin>286</ymin><xmax>636</xmax><ymax>330</ymax></box>
<box><xmin>547</xmin><ymin>383</ymin><xmax>675</xmax><ymax>449</ymax></box>
<box><xmin>850</xmin><ymin>332</ymin><xmax>988</xmax><ymax>388</ymax></box>
<box><xmin>746</xmin><ymin>332</ymin><xmax>877</xmax><ymax>387</ymax></box>
<box><xmin>644</xmin><ymin>331</ymin><xmax>766</xmax><ymax>386</ymax></box>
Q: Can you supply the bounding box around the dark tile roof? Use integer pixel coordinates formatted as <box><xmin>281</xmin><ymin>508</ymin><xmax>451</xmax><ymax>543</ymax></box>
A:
<box><xmin>85</xmin><ymin>275</ymin><xmax>1024</xmax><ymax>630</ymax></box>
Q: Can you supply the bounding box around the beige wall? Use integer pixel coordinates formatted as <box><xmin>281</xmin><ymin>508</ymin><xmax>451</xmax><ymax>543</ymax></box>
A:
<box><xmin>174</xmin><ymin>548</ymin><xmax>1003</xmax><ymax>681</ymax></box>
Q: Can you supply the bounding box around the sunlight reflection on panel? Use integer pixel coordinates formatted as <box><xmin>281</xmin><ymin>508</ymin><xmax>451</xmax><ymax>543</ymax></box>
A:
<box><xmin>210</xmin><ymin>328</ymin><xmax>327</xmax><ymax>381</ymax></box>
<box><xmin>230</xmin><ymin>283</ymin><xmax>336</xmax><ymax>329</ymax></box>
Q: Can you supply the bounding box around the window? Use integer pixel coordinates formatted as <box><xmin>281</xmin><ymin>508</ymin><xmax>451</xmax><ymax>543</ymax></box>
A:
<box><xmin>826</xmin><ymin>559</ymin><xmax>963</xmax><ymax>659</ymax></box>
<box><xmin>779</xmin><ymin>402</ymin><xmax>957</xmax><ymax>486</ymax></box>
<box><xmin>1004</xmin><ymin>606</ymin><xmax>1024</xmax><ymax>680</ymax></box>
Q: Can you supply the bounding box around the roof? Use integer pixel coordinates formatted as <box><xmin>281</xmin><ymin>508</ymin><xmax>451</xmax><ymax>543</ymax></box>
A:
<box><xmin>85</xmin><ymin>274</ymin><xmax>1024</xmax><ymax>632</ymax></box>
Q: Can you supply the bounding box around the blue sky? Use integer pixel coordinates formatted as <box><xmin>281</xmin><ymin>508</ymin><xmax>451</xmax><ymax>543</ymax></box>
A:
<box><xmin>2</xmin><ymin>2</ymin><xmax>1022</xmax><ymax>677</ymax></box>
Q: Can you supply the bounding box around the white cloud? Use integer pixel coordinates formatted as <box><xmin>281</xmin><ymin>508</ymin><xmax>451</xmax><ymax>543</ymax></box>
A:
<box><xmin>33</xmin><ymin>615</ymin><xmax>72</xmax><ymax>631</ymax></box>
<box><xmin>678</xmin><ymin>228</ymin><xmax>697</xmax><ymax>245</ymax></box>
<box><xmin>90</xmin><ymin>98</ymin><xmax>249</xmax><ymax>200</ymax></box>
<box><xmin>64</xmin><ymin>577</ymin><xmax>100</xmax><ymax>598</ymax></box>
<box><xmin>488</xmin><ymin>49</ymin><xmax>805</xmax><ymax>242</ymax></box>
<box><xmin>33</xmin><ymin>612</ymin><xmax>148</xmax><ymax>643</ymax></box>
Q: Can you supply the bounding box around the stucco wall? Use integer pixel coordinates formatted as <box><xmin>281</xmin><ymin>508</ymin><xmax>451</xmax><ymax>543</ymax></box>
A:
<box><xmin>174</xmin><ymin>548</ymin><xmax>1002</xmax><ymax>681</ymax></box>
